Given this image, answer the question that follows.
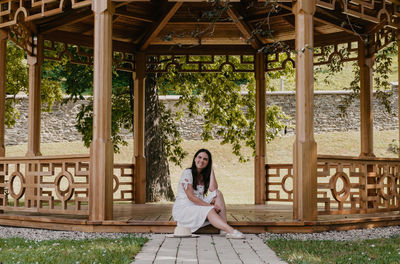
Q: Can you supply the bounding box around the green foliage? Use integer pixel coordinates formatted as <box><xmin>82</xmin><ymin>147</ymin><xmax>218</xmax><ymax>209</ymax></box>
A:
<box><xmin>0</xmin><ymin>236</ymin><xmax>147</xmax><ymax>264</ymax></box>
<box><xmin>74</xmin><ymin>70</ymin><xmax>133</xmax><ymax>153</ymax></box>
<box><xmin>157</xmin><ymin>56</ymin><xmax>288</xmax><ymax>162</ymax></box>
<box><xmin>6</xmin><ymin>42</ymin><xmax>28</xmax><ymax>95</ymax></box>
<box><xmin>336</xmin><ymin>41</ymin><xmax>397</xmax><ymax>116</ymax></box>
<box><xmin>5</xmin><ymin>41</ymin><xmax>27</xmax><ymax>127</ymax></box>
<box><xmin>41</xmin><ymin>60</ymin><xmax>63</xmax><ymax>111</ymax></box>
<box><xmin>159</xmin><ymin>101</ymin><xmax>187</xmax><ymax>165</ymax></box>
<box><xmin>5</xmin><ymin>41</ymin><xmax>63</xmax><ymax>127</ymax></box>
<box><xmin>267</xmin><ymin>235</ymin><xmax>400</xmax><ymax>264</ymax></box>
<box><xmin>388</xmin><ymin>139</ymin><xmax>399</xmax><ymax>154</ymax></box>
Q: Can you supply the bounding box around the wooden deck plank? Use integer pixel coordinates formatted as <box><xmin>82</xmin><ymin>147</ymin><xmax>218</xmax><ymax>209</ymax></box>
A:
<box><xmin>0</xmin><ymin>204</ymin><xmax>400</xmax><ymax>233</ymax></box>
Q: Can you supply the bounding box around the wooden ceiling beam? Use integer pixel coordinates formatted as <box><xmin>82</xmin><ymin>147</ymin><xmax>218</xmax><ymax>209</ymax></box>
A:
<box><xmin>282</xmin><ymin>15</ymin><xmax>295</xmax><ymax>28</ymax></box>
<box><xmin>247</xmin><ymin>12</ymin><xmax>292</xmax><ymax>23</ymax></box>
<box><xmin>39</xmin><ymin>9</ymin><xmax>93</xmax><ymax>34</ymax></box>
<box><xmin>138</xmin><ymin>2</ymin><xmax>182</xmax><ymax>51</ymax></box>
<box><xmin>146</xmin><ymin>44</ymin><xmax>256</xmax><ymax>55</ymax></box>
<box><xmin>366</xmin><ymin>16</ymin><xmax>388</xmax><ymax>34</ymax></box>
<box><xmin>114</xmin><ymin>8</ymin><xmax>154</xmax><ymax>23</ymax></box>
<box><xmin>313</xmin><ymin>16</ymin><xmax>361</xmax><ymax>36</ymax></box>
<box><xmin>226</xmin><ymin>6</ymin><xmax>262</xmax><ymax>50</ymax></box>
<box><xmin>43</xmin><ymin>30</ymin><xmax>136</xmax><ymax>53</ymax></box>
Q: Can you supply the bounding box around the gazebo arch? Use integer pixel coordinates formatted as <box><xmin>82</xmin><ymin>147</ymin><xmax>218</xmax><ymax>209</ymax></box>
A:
<box><xmin>0</xmin><ymin>0</ymin><xmax>399</xmax><ymax>232</ymax></box>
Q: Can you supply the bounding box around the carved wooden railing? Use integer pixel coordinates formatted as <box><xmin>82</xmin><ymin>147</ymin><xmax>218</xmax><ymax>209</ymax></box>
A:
<box><xmin>0</xmin><ymin>155</ymin><xmax>135</xmax><ymax>216</ymax></box>
<box><xmin>112</xmin><ymin>163</ymin><xmax>135</xmax><ymax>202</ymax></box>
<box><xmin>266</xmin><ymin>155</ymin><xmax>400</xmax><ymax>216</ymax></box>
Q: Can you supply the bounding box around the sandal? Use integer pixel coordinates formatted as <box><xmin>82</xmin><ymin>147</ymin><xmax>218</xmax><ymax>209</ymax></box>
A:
<box><xmin>226</xmin><ymin>229</ymin><xmax>245</xmax><ymax>239</ymax></box>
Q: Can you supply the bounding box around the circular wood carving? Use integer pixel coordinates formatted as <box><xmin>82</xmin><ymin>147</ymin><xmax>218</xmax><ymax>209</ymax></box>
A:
<box><xmin>9</xmin><ymin>171</ymin><xmax>25</xmax><ymax>200</ymax></box>
<box><xmin>378</xmin><ymin>174</ymin><xmax>395</xmax><ymax>200</ymax></box>
<box><xmin>54</xmin><ymin>171</ymin><xmax>74</xmax><ymax>202</ymax></box>
<box><xmin>113</xmin><ymin>174</ymin><xmax>119</xmax><ymax>193</ymax></box>
<box><xmin>281</xmin><ymin>174</ymin><xmax>293</xmax><ymax>194</ymax></box>
<box><xmin>329</xmin><ymin>172</ymin><xmax>351</xmax><ymax>203</ymax></box>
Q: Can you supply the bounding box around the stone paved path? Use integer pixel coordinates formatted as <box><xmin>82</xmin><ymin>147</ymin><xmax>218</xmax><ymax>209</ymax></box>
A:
<box><xmin>132</xmin><ymin>234</ymin><xmax>287</xmax><ymax>264</ymax></box>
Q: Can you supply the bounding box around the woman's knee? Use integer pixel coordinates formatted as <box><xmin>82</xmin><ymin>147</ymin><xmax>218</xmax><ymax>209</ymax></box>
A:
<box><xmin>207</xmin><ymin>208</ymin><xmax>217</xmax><ymax>217</ymax></box>
<box><xmin>216</xmin><ymin>189</ymin><xmax>224</xmax><ymax>199</ymax></box>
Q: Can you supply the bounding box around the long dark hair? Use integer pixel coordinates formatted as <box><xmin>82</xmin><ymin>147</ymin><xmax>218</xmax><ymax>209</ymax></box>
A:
<box><xmin>189</xmin><ymin>149</ymin><xmax>212</xmax><ymax>194</ymax></box>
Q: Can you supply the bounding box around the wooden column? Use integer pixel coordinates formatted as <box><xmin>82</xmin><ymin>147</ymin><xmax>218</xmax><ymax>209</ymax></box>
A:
<box><xmin>133</xmin><ymin>51</ymin><xmax>146</xmax><ymax>204</ymax></box>
<box><xmin>359</xmin><ymin>39</ymin><xmax>375</xmax><ymax>157</ymax></box>
<box><xmin>293</xmin><ymin>0</ymin><xmax>317</xmax><ymax>221</ymax></box>
<box><xmin>26</xmin><ymin>36</ymin><xmax>43</xmax><ymax>157</ymax></box>
<box><xmin>359</xmin><ymin>39</ymin><xmax>376</xmax><ymax>209</ymax></box>
<box><xmin>0</xmin><ymin>30</ymin><xmax>6</xmax><ymax>212</ymax></box>
<box><xmin>89</xmin><ymin>0</ymin><xmax>114</xmax><ymax>221</ymax></box>
<box><xmin>397</xmin><ymin>37</ymin><xmax>400</xmax><ymax>158</ymax></box>
<box><xmin>0</xmin><ymin>30</ymin><xmax>6</xmax><ymax>157</ymax></box>
<box><xmin>254</xmin><ymin>52</ymin><xmax>266</xmax><ymax>204</ymax></box>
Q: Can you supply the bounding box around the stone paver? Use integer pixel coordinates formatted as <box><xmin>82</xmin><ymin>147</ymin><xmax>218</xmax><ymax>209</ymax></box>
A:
<box><xmin>132</xmin><ymin>234</ymin><xmax>287</xmax><ymax>264</ymax></box>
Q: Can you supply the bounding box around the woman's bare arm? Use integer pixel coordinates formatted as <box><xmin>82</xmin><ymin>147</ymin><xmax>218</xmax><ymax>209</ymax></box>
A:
<box><xmin>183</xmin><ymin>183</ymin><xmax>213</xmax><ymax>207</ymax></box>
<box><xmin>208</xmin><ymin>167</ymin><xmax>218</xmax><ymax>192</ymax></box>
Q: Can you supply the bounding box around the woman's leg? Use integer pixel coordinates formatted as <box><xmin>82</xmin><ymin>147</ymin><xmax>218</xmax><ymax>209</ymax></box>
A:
<box><xmin>214</xmin><ymin>190</ymin><xmax>227</xmax><ymax>223</ymax></box>
<box><xmin>207</xmin><ymin>208</ymin><xmax>234</xmax><ymax>234</ymax></box>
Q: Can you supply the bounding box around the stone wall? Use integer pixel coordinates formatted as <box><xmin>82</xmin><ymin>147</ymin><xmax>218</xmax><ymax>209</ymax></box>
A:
<box><xmin>5</xmin><ymin>86</ymin><xmax>399</xmax><ymax>145</ymax></box>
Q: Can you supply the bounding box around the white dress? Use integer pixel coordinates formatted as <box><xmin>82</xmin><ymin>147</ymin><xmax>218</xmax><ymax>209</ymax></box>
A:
<box><xmin>172</xmin><ymin>169</ymin><xmax>217</xmax><ymax>232</ymax></box>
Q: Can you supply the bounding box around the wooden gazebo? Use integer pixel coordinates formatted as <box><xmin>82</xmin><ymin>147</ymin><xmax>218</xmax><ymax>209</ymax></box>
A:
<box><xmin>0</xmin><ymin>0</ymin><xmax>400</xmax><ymax>233</ymax></box>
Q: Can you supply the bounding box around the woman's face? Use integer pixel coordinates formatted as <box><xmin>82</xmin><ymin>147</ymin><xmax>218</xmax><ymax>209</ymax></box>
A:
<box><xmin>195</xmin><ymin>152</ymin><xmax>209</xmax><ymax>171</ymax></box>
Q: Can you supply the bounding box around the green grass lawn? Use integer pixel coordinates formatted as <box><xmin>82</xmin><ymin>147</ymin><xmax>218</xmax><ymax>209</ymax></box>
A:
<box><xmin>267</xmin><ymin>236</ymin><xmax>400</xmax><ymax>264</ymax></box>
<box><xmin>0</xmin><ymin>236</ymin><xmax>147</xmax><ymax>264</ymax></box>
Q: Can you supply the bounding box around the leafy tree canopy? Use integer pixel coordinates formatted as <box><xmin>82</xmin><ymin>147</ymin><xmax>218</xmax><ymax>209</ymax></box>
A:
<box><xmin>59</xmin><ymin>54</ymin><xmax>288</xmax><ymax>165</ymax></box>
<box><xmin>5</xmin><ymin>41</ymin><xmax>62</xmax><ymax>127</ymax></box>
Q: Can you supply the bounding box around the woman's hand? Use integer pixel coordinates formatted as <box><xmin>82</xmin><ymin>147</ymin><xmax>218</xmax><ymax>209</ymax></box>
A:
<box><xmin>213</xmin><ymin>204</ymin><xmax>222</xmax><ymax>213</ymax></box>
<box><xmin>210</xmin><ymin>197</ymin><xmax>216</xmax><ymax>205</ymax></box>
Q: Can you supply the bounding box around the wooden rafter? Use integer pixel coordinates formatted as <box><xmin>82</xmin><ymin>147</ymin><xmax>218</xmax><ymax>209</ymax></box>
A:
<box><xmin>43</xmin><ymin>30</ymin><xmax>136</xmax><ymax>53</ymax></box>
<box><xmin>146</xmin><ymin>44</ymin><xmax>255</xmax><ymax>55</ymax></box>
<box><xmin>226</xmin><ymin>6</ymin><xmax>262</xmax><ymax>50</ymax></box>
<box><xmin>39</xmin><ymin>9</ymin><xmax>93</xmax><ymax>34</ymax></box>
<box><xmin>138</xmin><ymin>2</ymin><xmax>183</xmax><ymax>51</ymax></box>
<box><xmin>114</xmin><ymin>8</ymin><xmax>154</xmax><ymax>23</ymax></box>
<box><xmin>366</xmin><ymin>17</ymin><xmax>388</xmax><ymax>34</ymax></box>
<box><xmin>313</xmin><ymin>16</ymin><xmax>361</xmax><ymax>37</ymax></box>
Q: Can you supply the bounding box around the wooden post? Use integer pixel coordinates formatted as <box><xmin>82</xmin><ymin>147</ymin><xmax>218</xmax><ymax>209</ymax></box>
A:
<box><xmin>254</xmin><ymin>52</ymin><xmax>266</xmax><ymax>204</ymax></box>
<box><xmin>0</xmin><ymin>30</ymin><xmax>6</xmax><ymax>157</ymax></box>
<box><xmin>26</xmin><ymin>35</ymin><xmax>43</xmax><ymax>157</ymax></box>
<box><xmin>359</xmin><ymin>39</ymin><xmax>376</xmax><ymax>209</ymax></box>
<box><xmin>89</xmin><ymin>0</ymin><xmax>114</xmax><ymax>221</ymax></box>
<box><xmin>359</xmin><ymin>39</ymin><xmax>375</xmax><ymax>157</ymax></box>
<box><xmin>133</xmin><ymin>51</ymin><xmax>146</xmax><ymax>204</ymax></box>
<box><xmin>398</xmin><ymin>37</ymin><xmax>400</xmax><ymax>158</ymax></box>
<box><xmin>0</xmin><ymin>30</ymin><xmax>6</xmax><ymax>212</ymax></box>
<box><xmin>293</xmin><ymin>0</ymin><xmax>317</xmax><ymax>221</ymax></box>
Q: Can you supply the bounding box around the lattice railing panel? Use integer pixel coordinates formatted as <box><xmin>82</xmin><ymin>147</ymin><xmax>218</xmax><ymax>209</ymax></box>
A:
<box><xmin>266</xmin><ymin>164</ymin><xmax>294</xmax><ymax>203</ymax></box>
<box><xmin>43</xmin><ymin>39</ymin><xmax>135</xmax><ymax>72</ymax></box>
<box><xmin>113</xmin><ymin>164</ymin><xmax>135</xmax><ymax>202</ymax></box>
<box><xmin>266</xmin><ymin>52</ymin><xmax>295</xmax><ymax>72</ymax></box>
<box><xmin>0</xmin><ymin>0</ymin><xmax>91</xmax><ymax>28</ymax></box>
<box><xmin>266</xmin><ymin>156</ymin><xmax>400</xmax><ymax>215</ymax></box>
<box><xmin>0</xmin><ymin>155</ymin><xmax>90</xmax><ymax>215</ymax></box>
<box><xmin>316</xmin><ymin>0</ymin><xmax>400</xmax><ymax>29</ymax></box>
<box><xmin>317</xmin><ymin>161</ymin><xmax>367</xmax><ymax>214</ymax></box>
<box><xmin>313</xmin><ymin>42</ymin><xmax>358</xmax><ymax>66</ymax></box>
<box><xmin>374</xmin><ymin>28</ymin><xmax>397</xmax><ymax>52</ymax></box>
<box><xmin>0</xmin><ymin>156</ymin><xmax>136</xmax><ymax>216</ymax></box>
<box><xmin>146</xmin><ymin>55</ymin><xmax>255</xmax><ymax>73</ymax></box>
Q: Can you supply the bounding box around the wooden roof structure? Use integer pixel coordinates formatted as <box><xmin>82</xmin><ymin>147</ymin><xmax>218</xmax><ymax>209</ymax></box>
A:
<box><xmin>3</xmin><ymin>0</ymin><xmax>399</xmax><ymax>56</ymax></box>
<box><xmin>0</xmin><ymin>0</ymin><xmax>400</xmax><ymax>233</ymax></box>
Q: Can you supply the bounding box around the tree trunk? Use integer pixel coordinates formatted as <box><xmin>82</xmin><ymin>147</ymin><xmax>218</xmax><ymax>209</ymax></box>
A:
<box><xmin>145</xmin><ymin>73</ymin><xmax>175</xmax><ymax>202</ymax></box>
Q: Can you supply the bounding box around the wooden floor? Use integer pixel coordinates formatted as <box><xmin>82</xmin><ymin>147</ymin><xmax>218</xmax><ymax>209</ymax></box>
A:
<box><xmin>0</xmin><ymin>204</ymin><xmax>400</xmax><ymax>233</ymax></box>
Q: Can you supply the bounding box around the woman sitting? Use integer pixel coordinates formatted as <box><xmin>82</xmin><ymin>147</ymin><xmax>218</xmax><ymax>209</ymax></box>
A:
<box><xmin>172</xmin><ymin>148</ymin><xmax>244</xmax><ymax>239</ymax></box>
